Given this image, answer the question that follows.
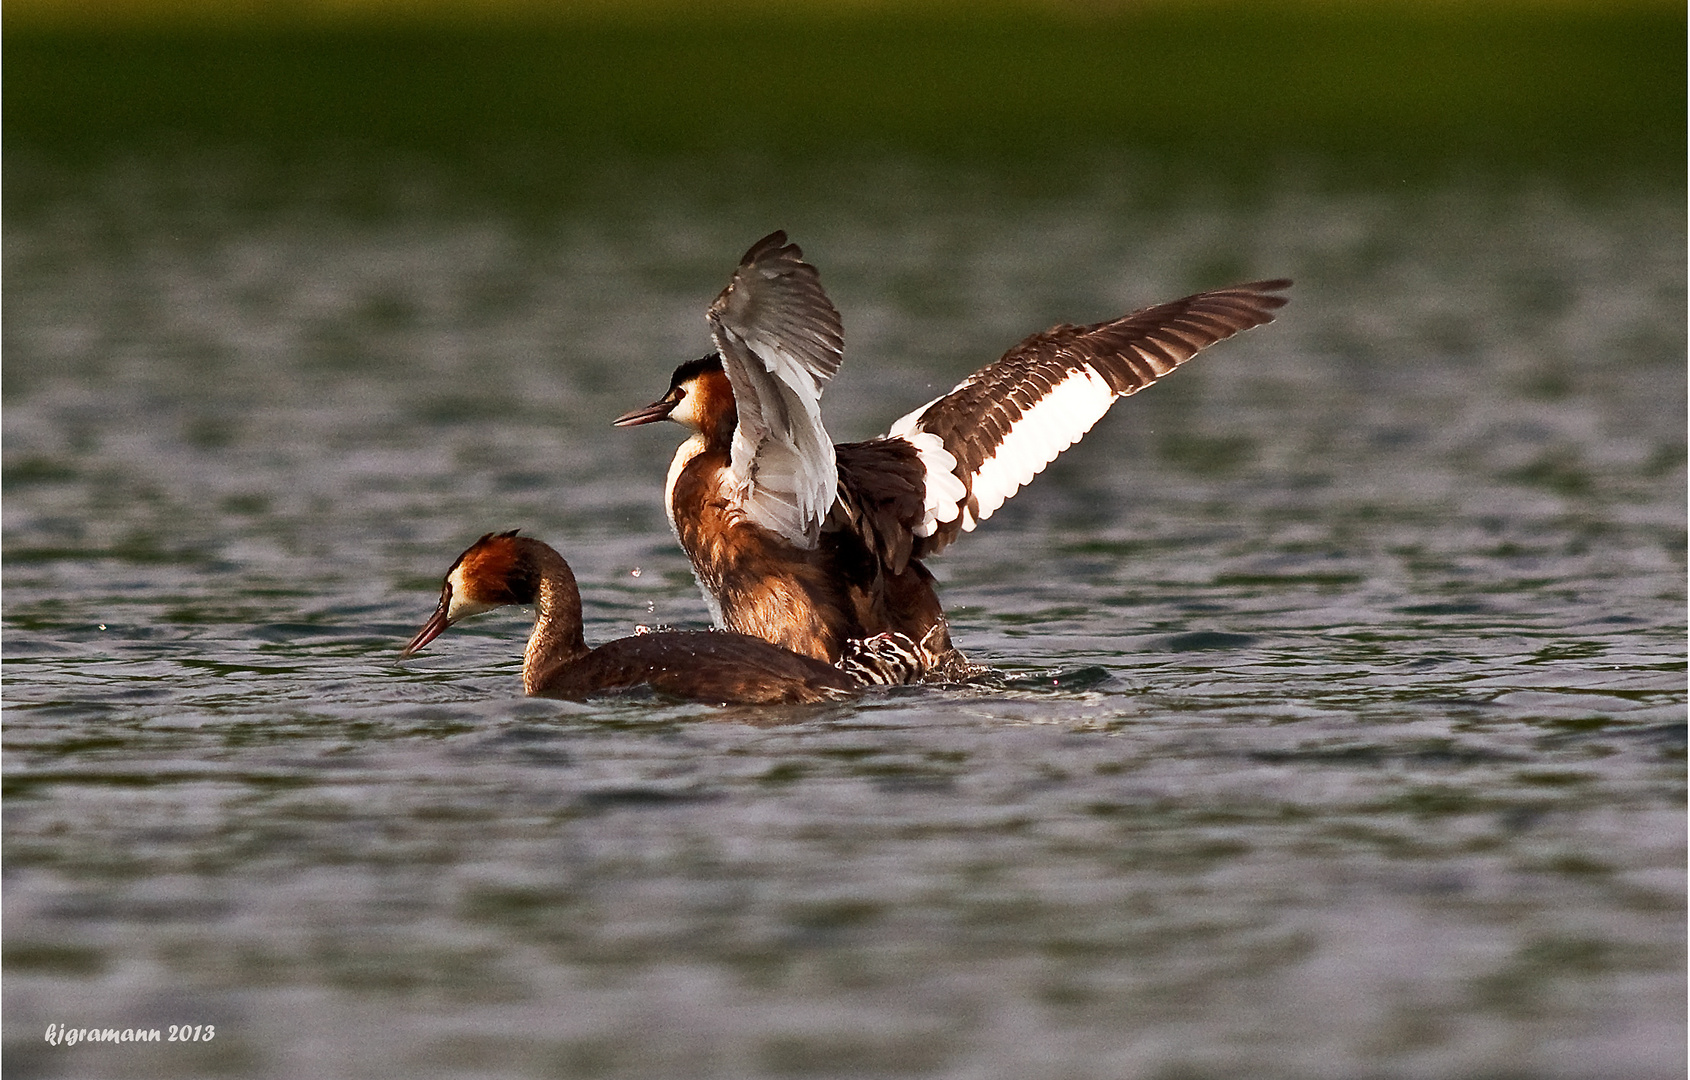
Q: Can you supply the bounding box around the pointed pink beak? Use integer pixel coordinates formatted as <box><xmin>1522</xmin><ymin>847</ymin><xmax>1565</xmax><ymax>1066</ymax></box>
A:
<box><xmin>612</xmin><ymin>396</ymin><xmax>678</xmax><ymax>427</ymax></box>
<box><xmin>402</xmin><ymin>593</ymin><xmax>453</xmax><ymax>657</ymax></box>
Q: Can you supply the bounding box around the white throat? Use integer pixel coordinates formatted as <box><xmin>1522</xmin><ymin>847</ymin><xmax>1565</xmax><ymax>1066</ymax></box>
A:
<box><xmin>664</xmin><ymin>431</ymin><xmax>709</xmax><ymax>539</ymax></box>
<box><xmin>664</xmin><ymin>431</ymin><xmax>725</xmax><ymax>628</ymax></box>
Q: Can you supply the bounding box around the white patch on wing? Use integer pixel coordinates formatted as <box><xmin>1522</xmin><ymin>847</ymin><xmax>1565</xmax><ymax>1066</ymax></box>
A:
<box><xmin>893</xmin><ymin>430</ymin><xmax>965</xmax><ymax>538</ymax></box>
<box><xmin>963</xmin><ymin>367</ymin><xmax>1116</xmax><ymax>529</ymax></box>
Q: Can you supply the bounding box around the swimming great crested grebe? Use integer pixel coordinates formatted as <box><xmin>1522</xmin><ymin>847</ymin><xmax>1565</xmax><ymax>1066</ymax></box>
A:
<box><xmin>402</xmin><ymin>530</ymin><xmax>860</xmax><ymax>705</ymax></box>
<box><xmin>614</xmin><ymin>231</ymin><xmax>1289</xmax><ymax>681</ymax></box>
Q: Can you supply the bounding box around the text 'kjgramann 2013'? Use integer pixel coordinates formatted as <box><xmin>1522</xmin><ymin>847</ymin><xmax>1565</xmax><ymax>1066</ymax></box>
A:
<box><xmin>44</xmin><ymin>1024</ymin><xmax>215</xmax><ymax>1046</ymax></box>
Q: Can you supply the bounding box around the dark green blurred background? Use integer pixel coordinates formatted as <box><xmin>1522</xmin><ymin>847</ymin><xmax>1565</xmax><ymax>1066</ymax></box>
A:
<box><xmin>5</xmin><ymin>2</ymin><xmax>1683</xmax><ymax>198</ymax></box>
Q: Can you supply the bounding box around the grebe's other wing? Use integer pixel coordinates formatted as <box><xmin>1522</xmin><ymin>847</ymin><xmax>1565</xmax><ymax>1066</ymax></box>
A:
<box><xmin>708</xmin><ymin>230</ymin><xmax>844</xmax><ymax>547</ymax></box>
<box><xmin>888</xmin><ymin>279</ymin><xmax>1292</xmax><ymax>557</ymax></box>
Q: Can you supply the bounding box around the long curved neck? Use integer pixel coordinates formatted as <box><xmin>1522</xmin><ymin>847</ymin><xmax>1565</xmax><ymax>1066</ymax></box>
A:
<box><xmin>689</xmin><ymin>366</ymin><xmax>738</xmax><ymax>451</ymax></box>
<box><xmin>710</xmin><ymin>396</ymin><xmax>737</xmax><ymax>449</ymax></box>
<box><xmin>522</xmin><ymin>545</ymin><xmax>590</xmax><ymax>694</ymax></box>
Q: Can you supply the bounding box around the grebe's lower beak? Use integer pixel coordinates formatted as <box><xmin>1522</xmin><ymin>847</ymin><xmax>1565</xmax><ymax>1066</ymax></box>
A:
<box><xmin>402</xmin><ymin>599</ymin><xmax>453</xmax><ymax>657</ymax></box>
<box><xmin>612</xmin><ymin>396</ymin><xmax>678</xmax><ymax>427</ymax></box>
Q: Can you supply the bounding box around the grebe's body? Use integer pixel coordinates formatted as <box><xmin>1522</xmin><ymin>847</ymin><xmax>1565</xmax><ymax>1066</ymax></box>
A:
<box><xmin>402</xmin><ymin>531</ymin><xmax>859</xmax><ymax>705</ymax></box>
<box><xmin>653</xmin><ymin>377</ymin><xmax>957</xmax><ymax>678</ymax></box>
<box><xmin>616</xmin><ymin>232</ymin><xmax>1289</xmax><ymax>681</ymax></box>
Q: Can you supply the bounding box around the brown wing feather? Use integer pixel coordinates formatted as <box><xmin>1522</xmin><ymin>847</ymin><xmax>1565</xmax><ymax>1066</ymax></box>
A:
<box><xmin>908</xmin><ymin>279</ymin><xmax>1290</xmax><ymax>557</ymax></box>
<box><xmin>831</xmin><ymin>438</ymin><xmax>930</xmax><ymax>576</ymax></box>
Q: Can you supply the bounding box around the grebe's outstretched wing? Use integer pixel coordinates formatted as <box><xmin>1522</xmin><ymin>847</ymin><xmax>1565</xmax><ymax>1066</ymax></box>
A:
<box><xmin>880</xmin><ymin>279</ymin><xmax>1291</xmax><ymax>558</ymax></box>
<box><xmin>708</xmin><ymin>230</ymin><xmax>845</xmax><ymax>547</ymax></box>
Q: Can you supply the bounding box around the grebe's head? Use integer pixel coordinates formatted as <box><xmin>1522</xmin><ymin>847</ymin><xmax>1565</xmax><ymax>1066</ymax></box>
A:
<box><xmin>402</xmin><ymin>530</ymin><xmax>542</xmax><ymax>656</ymax></box>
<box><xmin>612</xmin><ymin>353</ymin><xmax>736</xmax><ymax>437</ymax></box>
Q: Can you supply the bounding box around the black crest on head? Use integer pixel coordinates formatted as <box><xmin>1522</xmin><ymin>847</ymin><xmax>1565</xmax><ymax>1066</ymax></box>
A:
<box><xmin>669</xmin><ymin>353</ymin><xmax>725</xmax><ymax>388</ymax></box>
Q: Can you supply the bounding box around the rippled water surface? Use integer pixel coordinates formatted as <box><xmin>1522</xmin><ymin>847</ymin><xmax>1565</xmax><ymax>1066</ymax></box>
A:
<box><xmin>4</xmin><ymin>157</ymin><xmax>1684</xmax><ymax>1079</ymax></box>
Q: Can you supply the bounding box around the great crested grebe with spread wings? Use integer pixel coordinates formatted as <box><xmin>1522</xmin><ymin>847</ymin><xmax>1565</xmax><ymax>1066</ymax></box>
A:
<box><xmin>615</xmin><ymin>231</ymin><xmax>1289</xmax><ymax>682</ymax></box>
